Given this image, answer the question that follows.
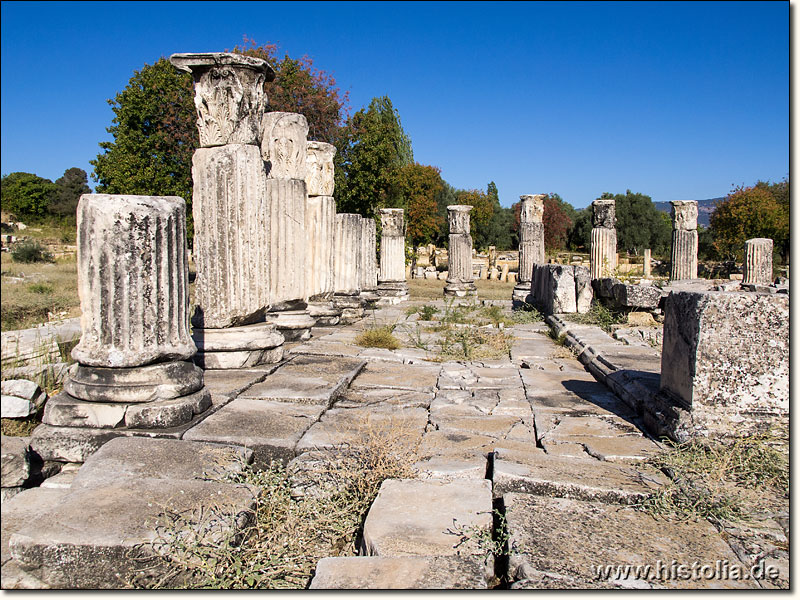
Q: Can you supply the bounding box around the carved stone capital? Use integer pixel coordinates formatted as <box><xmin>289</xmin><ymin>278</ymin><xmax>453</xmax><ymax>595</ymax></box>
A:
<box><xmin>519</xmin><ymin>194</ymin><xmax>545</xmax><ymax>224</ymax></box>
<box><xmin>170</xmin><ymin>52</ymin><xmax>274</xmax><ymax>148</ymax></box>
<box><xmin>592</xmin><ymin>199</ymin><xmax>616</xmax><ymax>229</ymax></box>
<box><xmin>261</xmin><ymin>112</ymin><xmax>309</xmax><ymax>180</ymax></box>
<box><xmin>447</xmin><ymin>205</ymin><xmax>473</xmax><ymax>234</ymax></box>
<box><xmin>306</xmin><ymin>140</ymin><xmax>336</xmax><ymax>196</ymax></box>
<box><xmin>379</xmin><ymin>208</ymin><xmax>405</xmax><ymax>237</ymax></box>
<box><xmin>670</xmin><ymin>200</ymin><xmax>698</xmax><ymax>231</ymax></box>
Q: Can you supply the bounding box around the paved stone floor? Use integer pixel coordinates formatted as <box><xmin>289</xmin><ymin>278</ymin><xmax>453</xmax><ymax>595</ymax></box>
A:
<box><xmin>0</xmin><ymin>301</ymin><xmax>789</xmax><ymax>589</ymax></box>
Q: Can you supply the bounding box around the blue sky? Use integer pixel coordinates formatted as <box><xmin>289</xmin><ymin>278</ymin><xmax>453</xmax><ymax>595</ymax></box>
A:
<box><xmin>0</xmin><ymin>1</ymin><xmax>789</xmax><ymax>209</ymax></box>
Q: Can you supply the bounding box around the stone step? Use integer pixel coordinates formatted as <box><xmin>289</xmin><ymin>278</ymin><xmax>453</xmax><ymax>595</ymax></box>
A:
<box><xmin>238</xmin><ymin>355</ymin><xmax>366</xmax><ymax>406</ymax></box>
<box><xmin>309</xmin><ymin>555</ymin><xmax>493</xmax><ymax>589</ymax></box>
<box><xmin>361</xmin><ymin>478</ymin><xmax>494</xmax><ymax>559</ymax></box>
<box><xmin>503</xmin><ymin>492</ymin><xmax>757</xmax><ymax>589</ymax></box>
<box><xmin>8</xmin><ymin>478</ymin><xmax>259</xmax><ymax>589</ymax></box>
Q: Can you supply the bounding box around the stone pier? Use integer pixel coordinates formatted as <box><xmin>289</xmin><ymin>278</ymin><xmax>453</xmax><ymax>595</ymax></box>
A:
<box><xmin>32</xmin><ymin>195</ymin><xmax>211</xmax><ymax>462</ymax></box>
<box><xmin>742</xmin><ymin>238</ymin><xmax>773</xmax><ymax>286</ymax></box>
<box><xmin>669</xmin><ymin>201</ymin><xmax>698</xmax><ymax>281</ymax></box>
<box><xmin>443</xmin><ymin>205</ymin><xmax>477</xmax><ymax>299</ymax></box>
<box><xmin>333</xmin><ymin>214</ymin><xmax>365</xmax><ymax>323</ymax></box>
<box><xmin>590</xmin><ymin>199</ymin><xmax>617</xmax><ymax>280</ymax></box>
<box><xmin>170</xmin><ymin>52</ymin><xmax>285</xmax><ymax>368</ymax></box>
<box><xmin>261</xmin><ymin>112</ymin><xmax>314</xmax><ymax>341</ymax></box>
<box><xmin>305</xmin><ymin>141</ymin><xmax>341</xmax><ymax>325</ymax></box>
<box><xmin>512</xmin><ymin>194</ymin><xmax>545</xmax><ymax>308</ymax></box>
<box><xmin>376</xmin><ymin>209</ymin><xmax>409</xmax><ymax>304</ymax></box>
<box><xmin>359</xmin><ymin>217</ymin><xmax>379</xmax><ymax>305</ymax></box>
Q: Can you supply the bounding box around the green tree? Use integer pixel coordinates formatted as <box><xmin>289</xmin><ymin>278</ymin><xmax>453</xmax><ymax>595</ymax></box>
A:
<box><xmin>393</xmin><ymin>163</ymin><xmax>445</xmax><ymax>250</ymax></box>
<box><xmin>710</xmin><ymin>179</ymin><xmax>789</xmax><ymax>262</ymax></box>
<box><xmin>433</xmin><ymin>182</ymin><xmax>458</xmax><ymax>246</ymax></box>
<box><xmin>456</xmin><ymin>188</ymin><xmax>494</xmax><ymax>250</ymax></box>
<box><xmin>0</xmin><ymin>172</ymin><xmax>58</xmax><ymax>220</ymax></box>
<box><xmin>598</xmin><ymin>190</ymin><xmax>671</xmax><ymax>256</ymax></box>
<box><xmin>481</xmin><ymin>181</ymin><xmax>514</xmax><ymax>250</ymax></box>
<box><xmin>51</xmin><ymin>167</ymin><xmax>91</xmax><ymax>221</ymax></box>
<box><xmin>566</xmin><ymin>206</ymin><xmax>592</xmax><ymax>252</ymax></box>
<box><xmin>336</xmin><ymin>96</ymin><xmax>413</xmax><ymax>216</ymax></box>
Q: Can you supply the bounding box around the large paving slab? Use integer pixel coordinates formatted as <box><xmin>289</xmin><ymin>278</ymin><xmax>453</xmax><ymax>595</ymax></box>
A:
<box><xmin>8</xmin><ymin>478</ymin><xmax>259</xmax><ymax>589</ymax></box>
<box><xmin>335</xmin><ymin>388</ymin><xmax>433</xmax><ymax>409</ymax></box>
<box><xmin>183</xmin><ymin>398</ymin><xmax>325</xmax><ymax>466</ymax></box>
<box><xmin>288</xmin><ymin>340</ymin><xmax>363</xmax><ymax>358</ymax></box>
<box><xmin>2</xmin><ymin>488</ymin><xmax>71</xmax><ymax>567</ymax></box>
<box><xmin>504</xmin><ymin>493</ymin><xmax>757</xmax><ymax>589</ymax></box>
<box><xmin>361</xmin><ymin>478</ymin><xmax>493</xmax><ymax>558</ymax></box>
<box><xmin>239</xmin><ymin>355</ymin><xmax>366</xmax><ymax>406</ymax></box>
<box><xmin>309</xmin><ymin>555</ymin><xmax>493</xmax><ymax>589</ymax></box>
<box><xmin>296</xmin><ymin>406</ymin><xmax>428</xmax><ymax>452</ymax></box>
<box><xmin>348</xmin><ymin>360</ymin><xmax>440</xmax><ymax>392</ymax></box>
<box><xmin>201</xmin><ymin>366</ymin><xmax>280</xmax><ymax>405</ymax></box>
<box><xmin>70</xmin><ymin>437</ymin><xmax>252</xmax><ymax>489</ymax></box>
<box><xmin>492</xmin><ymin>446</ymin><xmax>667</xmax><ymax>504</ymax></box>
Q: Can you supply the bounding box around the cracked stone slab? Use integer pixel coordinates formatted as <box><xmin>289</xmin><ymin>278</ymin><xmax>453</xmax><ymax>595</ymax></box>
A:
<box><xmin>2</xmin><ymin>488</ymin><xmax>71</xmax><ymax>567</ymax></box>
<box><xmin>539</xmin><ymin>414</ymin><xmax>645</xmax><ymax>439</ymax></box>
<box><xmin>430</xmin><ymin>414</ymin><xmax>530</xmax><ymax>440</ymax></box>
<box><xmin>335</xmin><ymin>388</ymin><xmax>434</xmax><ymax>409</ymax></box>
<box><xmin>504</xmin><ymin>493</ymin><xmax>756</xmax><ymax>589</ymax></box>
<box><xmin>239</xmin><ymin>355</ymin><xmax>365</xmax><ymax>406</ymax></box>
<box><xmin>183</xmin><ymin>398</ymin><xmax>324</xmax><ymax>466</ymax></box>
<box><xmin>70</xmin><ymin>437</ymin><xmax>252</xmax><ymax>489</ymax></box>
<box><xmin>201</xmin><ymin>366</ymin><xmax>280</xmax><ymax>405</ymax></box>
<box><xmin>529</xmin><ymin>389</ymin><xmax>635</xmax><ymax>419</ymax></box>
<box><xmin>348</xmin><ymin>360</ymin><xmax>440</xmax><ymax>392</ymax></box>
<box><xmin>297</xmin><ymin>406</ymin><xmax>428</xmax><ymax>452</ymax></box>
<box><xmin>492</xmin><ymin>446</ymin><xmax>667</xmax><ymax>504</ymax></box>
<box><xmin>288</xmin><ymin>341</ymin><xmax>363</xmax><ymax>358</ymax></box>
<box><xmin>8</xmin><ymin>478</ymin><xmax>259</xmax><ymax>589</ymax></box>
<box><xmin>356</xmin><ymin>347</ymin><xmax>405</xmax><ymax>362</ymax></box>
<box><xmin>361</xmin><ymin>478</ymin><xmax>494</xmax><ymax>558</ymax></box>
<box><xmin>413</xmin><ymin>456</ymin><xmax>488</xmax><ymax>481</ymax></box>
<box><xmin>310</xmin><ymin>555</ymin><xmax>493</xmax><ymax>589</ymax></box>
<box><xmin>569</xmin><ymin>435</ymin><xmax>662</xmax><ymax>463</ymax></box>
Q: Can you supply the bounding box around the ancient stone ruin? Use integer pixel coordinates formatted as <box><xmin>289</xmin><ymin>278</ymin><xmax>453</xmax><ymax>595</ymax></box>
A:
<box><xmin>742</xmin><ymin>237</ymin><xmax>773</xmax><ymax>287</ymax></box>
<box><xmin>333</xmin><ymin>213</ymin><xmax>365</xmax><ymax>323</ymax></box>
<box><xmin>359</xmin><ymin>216</ymin><xmax>379</xmax><ymax>304</ymax></box>
<box><xmin>31</xmin><ymin>194</ymin><xmax>211</xmax><ymax>462</ymax></box>
<box><xmin>512</xmin><ymin>194</ymin><xmax>545</xmax><ymax>308</ymax></box>
<box><xmin>376</xmin><ymin>208</ymin><xmax>409</xmax><ymax>304</ymax></box>
<box><xmin>669</xmin><ymin>200</ymin><xmax>698</xmax><ymax>281</ymax></box>
<box><xmin>443</xmin><ymin>205</ymin><xmax>477</xmax><ymax>299</ymax></box>
<box><xmin>170</xmin><ymin>52</ymin><xmax>285</xmax><ymax>369</ymax></box>
<box><xmin>589</xmin><ymin>198</ymin><xmax>617</xmax><ymax>279</ymax></box>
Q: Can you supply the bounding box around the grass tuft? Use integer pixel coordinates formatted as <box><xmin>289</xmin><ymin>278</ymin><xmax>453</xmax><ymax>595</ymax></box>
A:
<box><xmin>354</xmin><ymin>325</ymin><xmax>402</xmax><ymax>350</ymax></box>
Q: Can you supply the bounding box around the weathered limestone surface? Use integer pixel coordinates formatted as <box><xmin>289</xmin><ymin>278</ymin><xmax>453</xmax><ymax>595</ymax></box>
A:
<box><xmin>590</xmin><ymin>199</ymin><xmax>616</xmax><ymax>279</ymax></box>
<box><xmin>305</xmin><ymin>195</ymin><xmax>336</xmax><ymax>300</ymax></box>
<box><xmin>648</xmin><ymin>291</ymin><xmax>788</xmax><ymax>441</ymax></box>
<box><xmin>261</xmin><ymin>111</ymin><xmax>308</xmax><ymax>180</ymax></box>
<box><xmin>1</xmin><ymin>436</ymin><xmax>31</xmax><ymax>489</ymax></box>
<box><xmin>266</xmin><ymin>178</ymin><xmax>307</xmax><ymax>309</ymax></box>
<box><xmin>191</xmin><ymin>145</ymin><xmax>271</xmax><ymax>328</ymax></box>
<box><xmin>64</xmin><ymin>361</ymin><xmax>203</xmax><ymax>403</ymax></box>
<box><xmin>1</xmin><ymin>380</ymin><xmax>46</xmax><ymax>418</ymax></box>
<box><xmin>72</xmin><ymin>195</ymin><xmax>195</xmax><ymax>367</ymax></box>
<box><xmin>378</xmin><ymin>209</ymin><xmax>406</xmax><ymax>282</ymax></box>
<box><xmin>531</xmin><ymin>264</ymin><xmax>592</xmax><ymax>314</ymax></box>
<box><xmin>670</xmin><ymin>200</ymin><xmax>698</xmax><ymax>281</ymax></box>
<box><xmin>334</xmin><ymin>214</ymin><xmax>363</xmax><ymax>320</ymax></box>
<box><xmin>306</xmin><ymin>141</ymin><xmax>336</xmax><ymax>197</ymax></box>
<box><xmin>444</xmin><ymin>206</ymin><xmax>477</xmax><ymax>298</ymax></box>
<box><xmin>360</xmin><ymin>217</ymin><xmax>378</xmax><ymax>293</ymax></box>
<box><xmin>170</xmin><ymin>52</ymin><xmax>274</xmax><ymax>147</ymax></box>
<box><xmin>517</xmin><ymin>194</ymin><xmax>546</xmax><ymax>282</ymax></box>
<box><xmin>743</xmin><ymin>238</ymin><xmax>773</xmax><ymax>285</ymax></box>
<box><xmin>192</xmin><ymin>322</ymin><xmax>285</xmax><ymax>369</ymax></box>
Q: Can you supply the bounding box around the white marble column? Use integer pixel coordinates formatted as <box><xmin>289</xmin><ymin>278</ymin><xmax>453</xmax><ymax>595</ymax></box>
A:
<box><xmin>590</xmin><ymin>199</ymin><xmax>617</xmax><ymax>280</ymax></box>
<box><xmin>743</xmin><ymin>238</ymin><xmax>773</xmax><ymax>285</ymax></box>
<box><xmin>444</xmin><ymin>205</ymin><xmax>477</xmax><ymax>299</ymax></box>
<box><xmin>513</xmin><ymin>194</ymin><xmax>545</xmax><ymax>307</ymax></box>
<box><xmin>333</xmin><ymin>213</ymin><xmax>365</xmax><ymax>322</ymax></box>
<box><xmin>360</xmin><ymin>217</ymin><xmax>379</xmax><ymax>302</ymax></box>
<box><xmin>377</xmin><ymin>208</ymin><xmax>409</xmax><ymax>304</ymax></box>
<box><xmin>669</xmin><ymin>200</ymin><xmax>698</xmax><ymax>281</ymax></box>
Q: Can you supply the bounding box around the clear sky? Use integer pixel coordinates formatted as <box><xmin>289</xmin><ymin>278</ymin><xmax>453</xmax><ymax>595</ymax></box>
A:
<box><xmin>0</xmin><ymin>1</ymin><xmax>789</xmax><ymax>209</ymax></box>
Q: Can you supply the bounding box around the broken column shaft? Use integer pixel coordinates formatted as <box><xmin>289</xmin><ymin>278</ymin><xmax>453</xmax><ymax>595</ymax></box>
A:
<box><xmin>443</xmin><ymin>205</ymin><xmax>477</xmax><ymax>299</ymax></box>
<box><xmin>669</xmin><ymin>200</ymin><xmax>698</xmax><ymax>281</ymax></box>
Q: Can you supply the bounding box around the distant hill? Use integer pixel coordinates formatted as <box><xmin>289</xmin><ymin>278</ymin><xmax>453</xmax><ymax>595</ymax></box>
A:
<box><xmin>654</xmin><ymin>197</ymin><xmax>724</xmax><ymax>228</ymax></box>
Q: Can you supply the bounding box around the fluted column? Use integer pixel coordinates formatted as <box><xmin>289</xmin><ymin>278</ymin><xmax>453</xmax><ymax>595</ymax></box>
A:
<box><xmin>512</xmin><ymin>194</ymin><xmax>545</xmax><ymax>308</ymax></box>
<box><xmin>376</xmin><ymin>208</ymin><xmax>409</xmax><ymax>304</ymax></box>
<box><xmin>444</xmin><ymin>205</ymin><xmax>477</xmax><ymax>298</ymax></box>
<box><xmin>170</xmin><ymin>52</ymin><xmax>284</xmax><ymax>368</ymax></box>
<box><xmin>670</xmin><ymin>200</ymin><xmax>698</xmax><ymax>281</ymax></box>
<box><xmin>37</xmin><ymin>194</ymin><xmax>210</xmax><ymax>450</ymax></box>
<box><xmin>743</xmin><ymin>238</ymin><xmax>773</xmax><ymax>285</ymax></box>
<box><xmin>590</xmin><ymin>199</ymin><xmax>617</xmax><ymax>279</ymax></box>
<box><xmin>333</xmin><ymin>213</ymin><xmax>365</xmax><ymax>322</ymax></box>
<box><xmin>360</xmin><ymin>217</ymin><xmax>378</xmax><ymax>299</ymax></box>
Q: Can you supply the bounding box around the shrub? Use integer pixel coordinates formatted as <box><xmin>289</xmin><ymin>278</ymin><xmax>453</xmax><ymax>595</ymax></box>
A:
<box><xmin>12</xmin><ymin>240</ymin><xmax>54</xmax><ymax>264</ymax></box>
<box><xmin>354</xmin><ymin>325</ymin><xmax>402</xmax><ymax>350</ymax></box>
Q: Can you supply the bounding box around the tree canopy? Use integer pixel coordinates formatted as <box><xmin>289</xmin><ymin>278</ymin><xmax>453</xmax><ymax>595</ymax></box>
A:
<box><xmin>710</xmin><ymin>179</ymin><xmax>789</xmax><ymax>262</ymax></box>
<box><xmin>598</xmin><ymin>190</ymin><xmax>671</xmax><ymax>256</ymax></box>
<box><xmin>51</xmin><ymin>168</ymin><xmax>92</xmax><ymax>221</ymax></box>
<box><xmin>392</xmin><ymin>163</ymin><xmax>445</xmax><ymax>249</ymax></box>
<box><xmin>1</xmin><ymin>172</ymin><xmax>58</xmax><ymax>220</ymax></box>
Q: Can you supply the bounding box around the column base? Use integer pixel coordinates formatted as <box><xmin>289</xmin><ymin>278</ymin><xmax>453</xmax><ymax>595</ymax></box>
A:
<box><xmin>307</xmin><ymin>301</ymin><xmax>342</xmax><ymax>327</ymax></box>
<box><xmin>359</xmin><ymin>289</ymin><xmax>380</xmax><ymax>309</ymax></box>
<box><xmin>511</xmin><ymin>282</ymin><xmax>534</xmax><ymax>309</ymax></box>
<box><xmin>332</xmin><ymin>294</ymin><xmax>365</xmax><ymax>324</ymax></box>
<box><xmin>192</xmin><ymin>322</ymin><xmax>285</xmax><ymax>370</ymax></box>
<box><xmin>443</xmin><ymin>281</ymin><xmax>477</xmax><ymax>300</ymax></box>
<box><xmin>376</xmin><ymin>281</ymin><xmax>410</xmax><ymax>305</ymax></box>
<box><xmin>264</xmin><ymin>309</ymin><xmax>316</xmax><ymax>342</ymax></box>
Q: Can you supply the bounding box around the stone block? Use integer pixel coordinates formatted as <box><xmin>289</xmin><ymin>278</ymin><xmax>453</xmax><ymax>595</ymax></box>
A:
<box><xmin>349</xmin><ymin>361</ymin><xmax>440</xmax><ymax>393</ymax></box>
<box><xmin>504</xmin><ymin>493</ymin><xmax>755</xmax><ymax>589</ymax></box>
<box><xmin>310</xmin><ymin>555</ymin><xmax>492</xmax><ymax>589</ymax></box>
<box><xmin>531</xmin><ymin>264</ymin><xmax>592</xmax><ymax>314</ymax></box>
<box><xmin>8</xmin><ymin>478</ymin><xmax>259</xmax><ymax>589</ymax></box>
<box><xmin>654</xmin><ymin>291</ymin><xmax>788</xmax><ymax>440</ymax></box>
<box><xmin>1</xmin><ymin>395</ymin><xmax>37</xmax><ymax>418</ymax></box>
<box><xmin>611</xmin><ymin>283</ymin><xmax>664</xmax><ymax>309</ymax></box>
<box><xmin>1</xmin><ymin>436</ymin><xmax>31</xmax><ymax>488</ymax></box>
<box><xmin>361</xmin><ymin>478</ymin><xmax>493</xmax><ymax>557</ymax></box>
<box><xmin>2</xmin><ymin>488</ymin><xmax>72</xmax><ymax>567</ymax></box>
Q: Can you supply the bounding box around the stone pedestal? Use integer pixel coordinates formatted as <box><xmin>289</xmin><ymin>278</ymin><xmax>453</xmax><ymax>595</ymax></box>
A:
<box><xmin>590</xmin><ymin>199</ymin><xmax>617</xmax><ymax>280</ymax></box>
<box><xmin>742</xmin><ymin>238</ymin><xmax>773</xmax><ymax>285</ymax></box>
<box><xmin>377</xmin><ymin>209</ymin><xmax>409</xmax><ymax>305</ymax></box>
<box><xmin>334</xmin><ymin>214</ymin><xmax>365</xmax><ymax>323</ymax></box>
<box><xmin>443</xmin><ymin>205</ymin><xmax>477</xmax><ymax>299</ymax></box>
<box><xmin>669</xmin><ymin>201</ymin><xmax>698</xmax><ymax>281</ymax></box>
<box><xmin>171</xmin><ymin>52</ymin><xmax>285</xmax><ymax>368</ymax></box>
<box><xmin>360</xmin><ymin>217</ymin><xmax>379</xmax><ymax>305</ymax></box>
<box><xmin>513</xmin><ymin>194</ymin><xmax>545</xmax><ymax>308</ymax></box>
<box><xmin>35</xmin><ymin>194</ymin><xmax>211</xmax><ymax>462</ymax></box>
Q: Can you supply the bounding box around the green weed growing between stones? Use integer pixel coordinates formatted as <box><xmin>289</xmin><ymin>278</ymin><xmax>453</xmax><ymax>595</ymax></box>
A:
<box><xmin>637</xmin><ymin>427</ymin><xmax>789</xmax><ymax>523</ymax></box>
<box><xmin>563</xmin><ymin>301</ymin><xmax>626</xmax><ymax>333</ymax></box>
<box><xmin>354</xmin><ymin>325</ymin><xmax>402</xmax><ymax>350</ymax></box>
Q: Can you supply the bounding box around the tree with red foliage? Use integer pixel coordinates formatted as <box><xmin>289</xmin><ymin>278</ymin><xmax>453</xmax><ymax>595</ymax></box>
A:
<box><xmin>511</xmin><ymin>193</ymin><xmax>574</xmax><ymax>251</ymax></box>
<box><xmin>393</xmin><ymin>163</ymin><xmax>445</xmax><ymax>250</ymax></box>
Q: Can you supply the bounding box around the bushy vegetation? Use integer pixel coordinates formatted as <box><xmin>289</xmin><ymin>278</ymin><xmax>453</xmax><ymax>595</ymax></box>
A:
<box><xmin>11</xmin><ymin>240</ymin><xmax>54</xmax><ymax>264</ymax></box>
<box><xmin>354</xmin><ymin>324</ymin><xmax>402</xmax><ymax>350</ymax></box>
